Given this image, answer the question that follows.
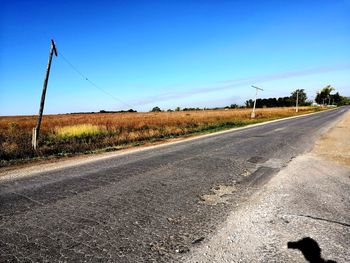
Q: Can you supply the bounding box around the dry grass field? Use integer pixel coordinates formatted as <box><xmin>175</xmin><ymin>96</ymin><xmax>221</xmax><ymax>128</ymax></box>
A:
<box><xmin>0</xmin><ymin>107</ymin><xmax>324</xmax><ymax>164</ymax></box>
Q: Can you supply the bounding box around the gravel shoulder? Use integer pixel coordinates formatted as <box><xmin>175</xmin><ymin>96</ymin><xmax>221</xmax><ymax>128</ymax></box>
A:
<box><xmin>313</xmin><ymin>111</ymin><xmax>350</xmax><ymax>166</ymax></box>
<box><xmin>185</xmin><ymin>112</ymin><xmax>350</xmax><ymax>263</ymax></box>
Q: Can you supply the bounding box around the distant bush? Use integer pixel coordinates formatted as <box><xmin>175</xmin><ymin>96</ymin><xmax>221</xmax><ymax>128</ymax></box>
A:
<box><xmin>150</xmin><ymin>106</ymin><xmax>161</xmax><ymax>112</ymax></box>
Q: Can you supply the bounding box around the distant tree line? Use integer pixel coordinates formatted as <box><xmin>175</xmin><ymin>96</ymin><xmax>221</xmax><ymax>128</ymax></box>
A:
<box><xmin>315</xmin><ymin>85</ymin><xmax>350</xmax><ymax>106</ymax></box>
<box><xmin>149</xmin><ymin>86</ymin><xmax>349</xmax><ymax>112</ymax></box>
<box><xmin>245</xmin><ymin>89</ymin><xmax>310</xmax><ymax>108</ymax></box>
<box><xmin>69</xmin><ymin>109</ymin><xmax>137</xmax><ymax>114</ymax></box>
<box><xmin>99</xmin><ymin>109</ymin><xmax>137</xmax><ymax>113</ymax></box>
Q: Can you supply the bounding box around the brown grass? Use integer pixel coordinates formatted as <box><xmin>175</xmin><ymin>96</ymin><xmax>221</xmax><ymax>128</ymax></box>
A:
<box><xmin>0</xmin><ymin>107</ymin><xmax>324</xmax><ymax>164</ymax></box>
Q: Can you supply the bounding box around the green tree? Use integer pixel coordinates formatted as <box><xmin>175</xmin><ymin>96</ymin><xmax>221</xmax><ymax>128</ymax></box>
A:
<box><xmin>315</xmin><ymin>85</ymin><xmax>335</xmax><ymax>104</ymax></box>
<box><xmin>291</xmin><ymin>89</ymin><xmax>307</xmax><ymax>105</ymax></box>
<box><xmin>150</xmin><ymin>106</ymin><xmax>161</xmax><ymax>112</ymax></box>
<box><xmin>245</xmin><ymin>99</ymin><xmax>254</xmax><ymax>108</ymax></box>
<box><xmin>332</xmin><ymin>92</ymin><xmax>341</xmax><ymax>105</ymax></box>
<box><xmin>339</xmin><ymin>96</ymin><xmax>350</xmax><ymax>106</ymax></box>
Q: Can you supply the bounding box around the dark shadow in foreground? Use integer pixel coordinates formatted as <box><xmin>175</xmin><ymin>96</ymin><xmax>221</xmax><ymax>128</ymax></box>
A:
<box><xmin>288</xmin><ymin>237</ymin><xmax>337</xmax><ymax>263</ymax></box>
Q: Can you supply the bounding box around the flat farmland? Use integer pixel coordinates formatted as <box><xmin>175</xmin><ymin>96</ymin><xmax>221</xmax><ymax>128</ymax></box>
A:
<box><xmin>0</xmin><ymin>107</ymin><xmax>324</xmax><ymax>164</ymax></box>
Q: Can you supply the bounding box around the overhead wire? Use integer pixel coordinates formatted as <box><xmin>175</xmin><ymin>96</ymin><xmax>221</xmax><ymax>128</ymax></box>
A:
<box><xmin>55</xmin><ymin>49</ymin><xmax>318</xmax><ymax>110</ymax></box>
<box><xmin>58</xmin><ymin>49</ymin><xmax>281</xmax><ymax>109</ymax></box>
<box><xmin>58</xmin><ymin>51</ymin><xmax>135</xmax><ymax>109</ymax></box>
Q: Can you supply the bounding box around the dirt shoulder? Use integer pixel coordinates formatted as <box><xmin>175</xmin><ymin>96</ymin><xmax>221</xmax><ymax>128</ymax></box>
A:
<box><xmin>313</xmin><ymin>111</ymin><xmax>350</xmax><ymax>166</ymax></box>
<box><xmin>184</xmin><ymin>112</ymin><xmax>350</xmax><ymax>262</ymax></box>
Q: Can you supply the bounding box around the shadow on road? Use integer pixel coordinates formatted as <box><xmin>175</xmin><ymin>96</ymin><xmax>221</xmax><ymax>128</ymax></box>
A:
<box><xmin>287</xmin><ymin>237</ymin><xmax>337</xmax><ymax>263</ymax></box>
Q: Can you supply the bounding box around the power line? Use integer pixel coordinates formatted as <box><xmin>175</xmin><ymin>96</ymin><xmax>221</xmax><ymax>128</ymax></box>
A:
<box><xmin>58</xmin><ymin>51</ymin><xmax>134</xmax><ymax>109</ymax></box>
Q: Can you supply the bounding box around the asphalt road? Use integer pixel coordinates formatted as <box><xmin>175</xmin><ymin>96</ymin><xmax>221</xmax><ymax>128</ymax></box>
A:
<box><xmin>0</xmin><ymin>107</ymin><xmax>348</xmax><ymax>262</ymax></box>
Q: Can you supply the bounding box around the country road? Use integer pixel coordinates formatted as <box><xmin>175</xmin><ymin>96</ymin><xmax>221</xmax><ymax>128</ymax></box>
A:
<box><xmin>0</xmin><ymin>107</ymin><xmax>349</xmax><ymax>262</ymax></box>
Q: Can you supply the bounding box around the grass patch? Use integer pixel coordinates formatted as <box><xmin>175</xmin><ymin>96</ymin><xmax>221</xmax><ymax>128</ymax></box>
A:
<box><xmin>55</xmin><ymin>124</ymin><xmax>107</xmax><ymax>139</ymax></box>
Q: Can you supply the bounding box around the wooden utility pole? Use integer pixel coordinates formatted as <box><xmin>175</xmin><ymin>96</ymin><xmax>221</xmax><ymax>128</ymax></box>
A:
<box><xmin>295</xmin><ymin>90</ymin><xmax>299</xmax><ymax>113</ymax></box>
<box><xmin>251</xmin><ymin>85</ymin><xmax>263</xmax><ymax>118</ymax></box>
<box><xmin>32</xmin><ymin>39</ymin><xmax>57</xmax><ymax>150</ymax></box>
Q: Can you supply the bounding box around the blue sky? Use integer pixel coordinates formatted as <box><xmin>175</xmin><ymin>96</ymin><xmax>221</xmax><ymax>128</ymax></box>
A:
<box><xmin>1</xmin><ymin>0</ymin><xmax>349</xmax><ymax>115</ymax></box>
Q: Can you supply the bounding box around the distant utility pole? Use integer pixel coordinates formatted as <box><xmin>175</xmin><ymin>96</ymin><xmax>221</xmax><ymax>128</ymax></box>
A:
<box><xmin>32</xmin><ymin>39</ymin><xmax>57</xmax><ymax>150</ymax></box>
<box><xmin>251</xmin><ymin>85</ymin><xmax>263</xmax><ymax>118</ymax></box>
<box><xmin>295</xmin><ymin>90</ymin><xmax>299</xmax><ymax>113</ymax></box>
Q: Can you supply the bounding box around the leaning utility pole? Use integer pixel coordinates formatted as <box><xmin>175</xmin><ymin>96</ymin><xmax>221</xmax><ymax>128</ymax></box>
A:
<box><xmin>32</xmin><ymin>39</ymin><xmax>57</xmax><ymax>150</ymax></box>
<box><xmin>251</xmin><ymin>85</ymin><xmax>263</xmax><ymax>118</ymax></box>
<box><xmin>295</xmin><ymin>90</ymin><xmax>299</xmax><ymax>113</ymax></box>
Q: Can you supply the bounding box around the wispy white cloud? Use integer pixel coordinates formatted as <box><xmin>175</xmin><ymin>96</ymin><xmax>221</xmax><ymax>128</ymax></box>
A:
<box><xmin>130</xmin><ymin>63</ymin><xmax>350</xmax><ymax>107</ymax></box>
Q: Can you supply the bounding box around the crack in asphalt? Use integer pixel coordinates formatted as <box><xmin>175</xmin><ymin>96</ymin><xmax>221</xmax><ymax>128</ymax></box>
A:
<box><xmin>11</xmin><ymin>192</ymin><xmax>44</xmax><ymax>206</ymax></box>
<box><xmin>295</xmin><ymin>214</ymin><xmax>350</xmax><ymax>228</ymax></box>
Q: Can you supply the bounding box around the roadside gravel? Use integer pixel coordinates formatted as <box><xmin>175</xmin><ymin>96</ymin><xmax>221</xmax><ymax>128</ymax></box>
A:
<box><xmin>185</xmin><ymin>112</ymin><xmax>350</xmax><ymax>263</ymax></box>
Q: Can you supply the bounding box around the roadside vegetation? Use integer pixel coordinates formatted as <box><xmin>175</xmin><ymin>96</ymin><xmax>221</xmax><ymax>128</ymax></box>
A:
<box><xmin>245</xmin><ymin>89</ymin><xmax>311</xmax><ymax>108</ymax></box>
<box><xmin>0</xmin><ymin>107</ymin><xmax>326</xmax><ymax>165</ymax></box>
<box><xmin>315</xmin><ymin>85</ymin><xmax>350</xmax><ymax>106</ymax></box>
<box><xmin>245</xmin><ymin>87</ymin><xmax>350</xmax><ymax>108</ymax></box>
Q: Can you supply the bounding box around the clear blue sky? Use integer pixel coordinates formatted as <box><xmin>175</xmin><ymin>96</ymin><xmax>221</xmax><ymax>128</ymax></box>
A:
<box><xmin>1</xmin><ymin>0</ymin><xmax>349</xmax><ymax>115</ymax></box>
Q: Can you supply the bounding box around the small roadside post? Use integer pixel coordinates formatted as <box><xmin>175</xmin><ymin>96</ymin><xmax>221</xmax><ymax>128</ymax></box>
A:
<box><xmin>32</xmin><ymin>39</ymin><xmax>57</xmax><ymax>150</ymax></box>
<box><xmin>251</xmin><ymin>85</ymin><xmax>263</xmax><ymax>118</ymax></box>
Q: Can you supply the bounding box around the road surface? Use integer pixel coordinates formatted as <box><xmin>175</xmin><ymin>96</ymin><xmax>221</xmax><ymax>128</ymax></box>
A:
<box><xmin>186</xmin><ymin>110</ymin><xmax>350</xmax><ymax>263</ymax></box>
<box><xmin>0</xmin><ymin>107</ymin><xmax>348</xmax><ymax>262</ymax></box>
